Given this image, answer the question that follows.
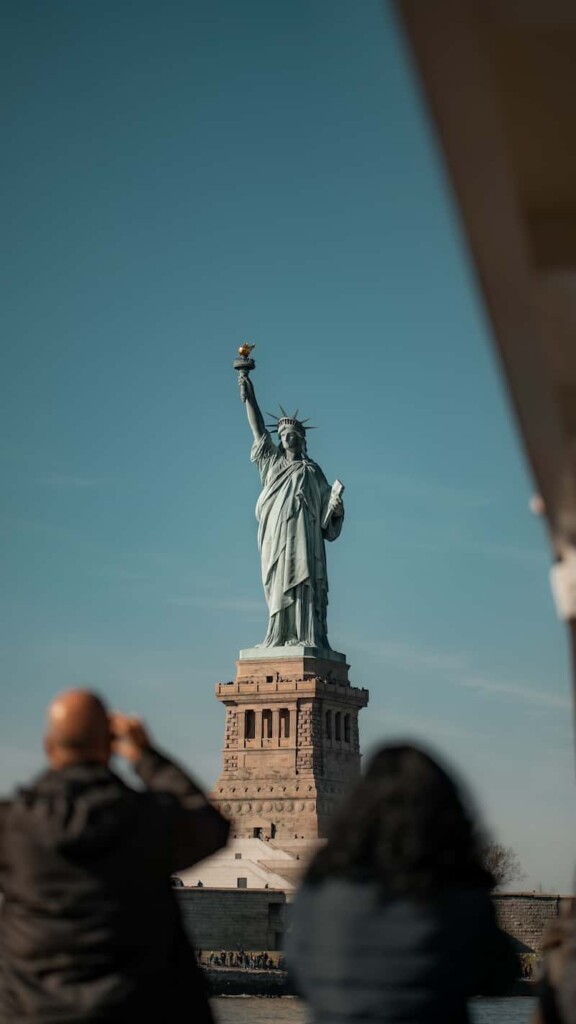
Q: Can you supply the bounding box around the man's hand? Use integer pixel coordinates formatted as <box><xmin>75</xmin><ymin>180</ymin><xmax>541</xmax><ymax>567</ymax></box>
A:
<box><xmin>330</xmin><ymin>495</ymin><xmax>344</xmax><ymax>518</ymax></box>
<box><xmin>110</xmin><ymin>713</ymin><xmax>152</xmax><ymax>764</ymax></box>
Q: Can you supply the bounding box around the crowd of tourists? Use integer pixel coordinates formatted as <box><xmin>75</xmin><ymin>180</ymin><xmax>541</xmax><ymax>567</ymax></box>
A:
<box><xmin>201</xmin><ymin>949</ymin><xmax>284</xmax><ymax>970</ymax></box>
<box><xmin>0</xmin><ymin>688</ymin><xmax>574</xmax><ymax>1024</ymax></box>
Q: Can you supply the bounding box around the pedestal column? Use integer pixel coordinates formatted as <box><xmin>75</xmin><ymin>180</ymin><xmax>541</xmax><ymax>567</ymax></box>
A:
<box><xmin>211</xmin><ymin>646</ymin><xmax>369</xmax><ymax>841</ymax></box>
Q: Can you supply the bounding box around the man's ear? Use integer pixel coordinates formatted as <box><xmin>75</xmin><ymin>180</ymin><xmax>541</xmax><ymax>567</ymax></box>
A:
<box><xmin>43</xmin><ymin>733</ymin><xmax>54</xmax><ymax>761</ymax></box>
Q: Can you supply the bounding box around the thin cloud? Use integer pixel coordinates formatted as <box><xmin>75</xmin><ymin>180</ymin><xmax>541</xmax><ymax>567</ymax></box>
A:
<box><xmin>366</xmin><ymin>640</ymin><xmax>467</xmax><ymax>675</ymax></box>
<box><xmin>360</xmin><ymin>472</ymin><xmax>493</xmax><ymax>509</ymax></box>
<box><xmin>3</xmin><ymin>517</ymin><xmax>70</xmax><ymax>536</ymax></box>
<box><xmin>40</xmin><ymin>473</ymin><xmax>109</xmax><ymax>489</ymax></box>
<box><xmin>457</xmin><ymin>674</ymin><xmax>571</xmax><ymax>712</ymax></box>
<box><xmin>94</xmin><ymin>568</ymin><xmax>154</xmax><ymax>585</ymax></box>
<box><xmin>448</xmin><ymin>539</ymin><xmax>546</xmax><ymax>566</ymax></box>
<box><xmin>376</xmin><ymin>537</ymin><xmax>546</xmax><ymax>567</ymax></box>
<box><xmin>367</xmin><ymin>708</ymin><xmax>478</xmax><ymax>743</ymax></box>
<box><xmin>366</xmin><ymin>640</ymin><xmax>570</xmax><ymax>713</ymax></box>
<box><xmin>166</xmin><ymin>595</ymin><xmax>263</xmax><ymax>615</ymax></box>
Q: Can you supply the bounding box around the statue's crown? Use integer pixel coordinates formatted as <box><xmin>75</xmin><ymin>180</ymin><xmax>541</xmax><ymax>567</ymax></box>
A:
<box><xmin>266</xmin><ymin>406</ymin><xmax>316</xmax><ymax>434</ymax></box>
<box><xmin>278</xmin><ymin>417</ymin><xmax>301</xmax><ymax>431</ymax></box>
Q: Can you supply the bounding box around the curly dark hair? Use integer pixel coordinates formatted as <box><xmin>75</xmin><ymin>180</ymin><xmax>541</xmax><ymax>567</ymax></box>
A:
<box><xmin>305</xmin><ymin>743</ymin><xmax>494</xmax><ymax>895</ymax></box>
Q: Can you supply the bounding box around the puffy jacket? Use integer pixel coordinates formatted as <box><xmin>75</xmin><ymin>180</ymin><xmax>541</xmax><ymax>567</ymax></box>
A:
<box><xmin>0</xmin><ymin>748</ymin><xmax>229</xmax><ymax>1023</ymax></box>
<box><xmin>286</xmin><ymin>878</ymin><xmax>518</xmax><ymax>1024</ymax></box>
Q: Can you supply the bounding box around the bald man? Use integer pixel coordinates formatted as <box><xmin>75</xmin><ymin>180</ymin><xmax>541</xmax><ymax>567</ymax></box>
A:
<box><xmin>0</xmin><ymin>690</ymin><xmax>229</xmax><ymax>1024</ymax></box>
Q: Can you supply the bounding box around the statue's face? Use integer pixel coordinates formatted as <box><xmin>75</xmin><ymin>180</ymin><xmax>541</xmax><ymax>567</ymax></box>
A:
<box><xmin>280</xmin><ymin>427</ymin><xmax>304</xmax><ymax>454</ymax></box>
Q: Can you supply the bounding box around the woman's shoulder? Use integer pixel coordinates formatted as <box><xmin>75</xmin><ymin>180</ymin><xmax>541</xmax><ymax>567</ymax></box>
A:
<box><xmin>288</xmin><ymin>880</ymin><xmax>494</xmax><ymax>962</ymax></box>
<box><xmin>292</xmin><ymin>878</ymin><xmax>390</xmax><ymax>921</ymax></box>
<box><xmin>293</xmin><ymin>879</ymin><xmax>493</xmax><ymax>918</ymax></box>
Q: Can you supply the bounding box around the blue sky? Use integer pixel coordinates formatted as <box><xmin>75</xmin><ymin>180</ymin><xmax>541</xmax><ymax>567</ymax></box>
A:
<box><xmin>2</xmin><ymin>0</ymin><xmax>574</xmax><ymax>890</ymax></box>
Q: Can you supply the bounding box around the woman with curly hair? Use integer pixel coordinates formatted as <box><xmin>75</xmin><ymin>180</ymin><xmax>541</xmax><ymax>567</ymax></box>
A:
<box><xmin>286</xmin><ymin>743</ymin><xmax>518</xmax><ymax>1024</ymax></box>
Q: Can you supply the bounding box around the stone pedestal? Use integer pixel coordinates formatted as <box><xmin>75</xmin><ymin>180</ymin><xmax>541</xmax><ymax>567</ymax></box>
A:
<box><xmin>211</xmin><ymin>647</ymin><xmax>369</xmax><ymax>840</ymax></box>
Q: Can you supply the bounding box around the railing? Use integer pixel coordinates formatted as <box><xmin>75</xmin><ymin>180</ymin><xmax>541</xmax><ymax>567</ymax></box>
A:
<box><xmin>216</xmin><ymin>678</ymin><xmax>368</xmax><ymax>698</ymax></box>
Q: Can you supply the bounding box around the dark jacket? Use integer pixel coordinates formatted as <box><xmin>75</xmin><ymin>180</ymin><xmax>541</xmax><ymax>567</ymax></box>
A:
<box><xmin>285</xmin><ymin>879</ymin><xmax>518</xmax><ymax>1024</ymax></box>
<box><xmin>0</xmin><ymin>748</ymin><xmax>229</xmax><ymax>1023</ymax></box>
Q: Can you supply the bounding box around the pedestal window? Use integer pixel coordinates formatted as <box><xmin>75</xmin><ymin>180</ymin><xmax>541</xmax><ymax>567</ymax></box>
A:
<box><xmin>279</xmin><ymin>708</ymin><xmax>290</xmax><ymax>738</ymax></box>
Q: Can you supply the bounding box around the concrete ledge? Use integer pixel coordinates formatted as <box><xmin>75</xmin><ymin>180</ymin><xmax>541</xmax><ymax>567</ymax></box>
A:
<box><xmin>203</xmin><ymin>968</ymin><xmax>535</xmax><ymax>999</ymax></box>
<box><xmin>204</xmin><ymin>967</ymin><xmax>295</xmax><ymax>997</ymax></box>
<box><xmin>239</xmin><ymin>646</ymin><xmax>346</xmax><ymax>663</ymax></box>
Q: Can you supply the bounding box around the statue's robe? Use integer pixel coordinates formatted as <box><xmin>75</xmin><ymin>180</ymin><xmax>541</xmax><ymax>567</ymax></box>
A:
<box><xmin>251</xmin><ymin>431</ymin><xmax>343</xmax><ymax>648</ymax></box>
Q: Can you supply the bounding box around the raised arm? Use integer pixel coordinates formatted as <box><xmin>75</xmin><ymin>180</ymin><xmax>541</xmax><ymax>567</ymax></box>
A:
<box><xmin>135</xmin><ymin>746</ymin><xmax>230</xmax><ymax>869</ymax></box>
<box><xmin>239</xmin><ymin>373</ymin><xmax>265</xmax><ymax>442</ymax></box>
<box><xmin>110</xmin><ymin>713</ymin><xmax>230</xmax><ymax>870</ymax></box>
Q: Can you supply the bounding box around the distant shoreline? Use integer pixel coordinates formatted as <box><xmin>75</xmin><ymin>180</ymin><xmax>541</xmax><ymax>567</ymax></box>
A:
<box><xmin>203</xmin><ymin>966</ymin><xmax>535</xmax><ymax>999</ymax></box>
<box><xmin>204</xmin><ymin>966</ymin><xmax>294</xmax><ymax>997</ymax></box>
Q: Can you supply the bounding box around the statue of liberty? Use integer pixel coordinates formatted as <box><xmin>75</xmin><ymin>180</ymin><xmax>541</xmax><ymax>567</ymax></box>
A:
<box><xmin>236</xmin><ymin>350</ymin><xmax>344</xmax><ymax>649</ymax></box>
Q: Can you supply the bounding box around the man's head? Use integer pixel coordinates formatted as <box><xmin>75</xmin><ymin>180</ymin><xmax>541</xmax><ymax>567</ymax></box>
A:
<box><xmin>44</xmin><ymin>689</ymin><xmax>112</xmax><ymax>769</ymax></box>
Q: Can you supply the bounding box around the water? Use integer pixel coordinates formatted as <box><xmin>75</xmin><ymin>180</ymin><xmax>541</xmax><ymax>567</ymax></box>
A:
<box><xmin>211</xmin><ymin>996</ymin><xmax>536</xmax><ymax>1024</ymax></box>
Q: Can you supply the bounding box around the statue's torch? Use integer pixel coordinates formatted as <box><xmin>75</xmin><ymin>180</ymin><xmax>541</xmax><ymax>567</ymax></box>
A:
<box><xmin>233</xmin><ymin>343</ymin><xmax>256</xmax><ymax>402</ymax></box>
